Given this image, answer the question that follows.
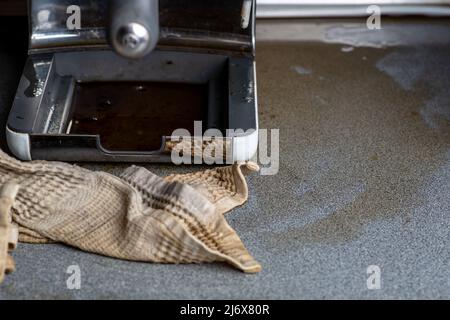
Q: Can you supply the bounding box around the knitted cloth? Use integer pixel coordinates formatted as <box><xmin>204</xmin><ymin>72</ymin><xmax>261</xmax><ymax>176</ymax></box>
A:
<box><xmin>0</xmin><ymin>182</ymin><xmax>19</xmax><ymax>283</ymax></box>
<box><xmin>0</xmin><ymin>149</ymin><xmax>261</xmax><ymax>273</ymax></box>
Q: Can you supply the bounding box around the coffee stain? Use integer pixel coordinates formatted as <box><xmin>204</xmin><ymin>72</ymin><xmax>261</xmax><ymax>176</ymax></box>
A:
<box><xmin>341</xmin><ymin>46</ymin><xmax>354</xmax><ymax>53</ymax></box>
<box><xmin>376</xmin><ymin>47</ymin><xmax>450</xmax><ymax>132</ymax></box>
<box><xmin>69</xmin><ymin>81</ymin><xmax>208</xmax><ymax>152</ymax></box>
<box><xmin>291</xmin><ymin>66</ymin><xmax>312</xmax><ymax>75</ymax></box>
<box><xmin>255</xmin><ymin>42</ymin><xmax>450</xmax><ymax>248</ymax></box>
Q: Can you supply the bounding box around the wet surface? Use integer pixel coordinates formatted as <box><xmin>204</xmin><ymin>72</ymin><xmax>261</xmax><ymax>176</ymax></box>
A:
<box><xmin>69</xmin><ymin>81</ymin><xmax>208</xmax><ymax>152</ymax></box>
<box><xmin>1</xmin><ymin>18</ymin><xmax>450</xmax><ymax>299</ymax></box>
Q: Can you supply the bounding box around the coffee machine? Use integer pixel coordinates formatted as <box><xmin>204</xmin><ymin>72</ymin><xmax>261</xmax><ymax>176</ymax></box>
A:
<box><xmin>7</xmin><ymin>0</ymin><xmax>258</xmax><ymax>162</ymax></box>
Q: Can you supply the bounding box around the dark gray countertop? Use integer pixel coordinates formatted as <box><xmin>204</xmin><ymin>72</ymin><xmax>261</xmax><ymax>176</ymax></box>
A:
<box><xmin>1</xmin><ymin>17</ymin><xmax>450</xmax><ymax>299</ymax></box>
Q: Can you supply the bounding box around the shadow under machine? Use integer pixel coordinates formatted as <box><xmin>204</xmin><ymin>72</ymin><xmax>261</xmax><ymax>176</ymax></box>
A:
<box><xmin>7</xmin><ymin>0</ymin><xmax>258</xmax><ymax>162</ymax></box>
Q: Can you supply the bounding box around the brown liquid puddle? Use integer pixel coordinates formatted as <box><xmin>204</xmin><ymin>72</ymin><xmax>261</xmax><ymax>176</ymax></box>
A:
<box><xmin>69</xmin><ymin>81</ymin><xmax>208</xmax><ymax>152</ymax></box>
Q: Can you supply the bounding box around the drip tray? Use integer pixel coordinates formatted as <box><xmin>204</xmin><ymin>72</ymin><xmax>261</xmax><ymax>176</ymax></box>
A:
<box><xmin>68</xmin><ymin>81</ymin><xmax>208</xmax><ymax>152</ymax></box>
<box><xmin>6</xmin><ymin>50</ymin><xmax>258</xmax><ymax>162</ymax></box>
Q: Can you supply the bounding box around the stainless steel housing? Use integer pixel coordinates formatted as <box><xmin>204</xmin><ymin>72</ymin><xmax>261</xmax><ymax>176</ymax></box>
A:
<box><xmin>7</xmin><ymin>0</ymin><xmax>258</xmax><ymax>162</ymax></box>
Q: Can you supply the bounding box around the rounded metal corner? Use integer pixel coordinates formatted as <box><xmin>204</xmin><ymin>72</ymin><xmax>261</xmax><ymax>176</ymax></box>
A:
<box><xmin>232</xmin><ymin>128</ymin><xmax>258</xmax><ymax>162</ymax></box>
<box><xmin>6</xmin><ymin>126</ymin><xmax>32</xmax><ymax>161</ymax></box>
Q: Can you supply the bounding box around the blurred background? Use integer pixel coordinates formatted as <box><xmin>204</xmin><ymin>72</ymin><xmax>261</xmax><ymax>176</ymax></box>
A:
<box><xmin>1</xmin><ymin>0</ymin><xmax>450</xmax><ymax>17</ymax></box>
<box><xmin>257</xmin><ymin>0</ymin><xmax>450</xmax><ymax>17</ymax></box>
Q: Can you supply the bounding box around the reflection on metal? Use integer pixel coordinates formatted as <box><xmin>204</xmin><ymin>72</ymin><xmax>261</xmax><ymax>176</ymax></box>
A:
<box><xmin>256</xmin><ymin>0</ymin><xmax>450</xmax><ymax>17</ymax></box>
<box><xmin>241</xmin><ymin>0</ymin><xmax>253</xmax><ymax>29</ymax></box>
<box><xmin>29</xmin><ymin>0</ymin><xmax>254</xmax><ymax>55</ymax></box>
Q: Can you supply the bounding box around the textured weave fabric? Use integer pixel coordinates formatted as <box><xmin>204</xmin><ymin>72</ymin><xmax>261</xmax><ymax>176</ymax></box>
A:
<box><xmin>0</xmin><ymin>149</ymin><xmax>261</xmax><ymax>273</ymax></box>
<box><xmin>0</xmin><ymin>182</ymin><xmax>19</xmax><ymax>283</ymax></box>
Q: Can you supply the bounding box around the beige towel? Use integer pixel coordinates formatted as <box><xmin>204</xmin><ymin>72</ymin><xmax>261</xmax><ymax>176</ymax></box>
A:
<box><xmin>0</xmin><ymin>182</ymin><xmax>19</xmax><ymax>283</ymax></box>
<box><xmin>0</xmin><ymin>149</ymin><xmax>261</xmax><ymax>273</ymax></box>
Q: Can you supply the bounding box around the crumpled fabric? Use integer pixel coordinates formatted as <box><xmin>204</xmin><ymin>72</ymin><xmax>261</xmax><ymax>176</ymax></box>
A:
<box><xmin>0</xmin><ymin>149</ymin><xmax>261</xmax><ymax>273</ymax></box>
<box><xmin>0</xmin><ymin>181</ymin><xmax>19</xmax><ymax>283</ymax></box>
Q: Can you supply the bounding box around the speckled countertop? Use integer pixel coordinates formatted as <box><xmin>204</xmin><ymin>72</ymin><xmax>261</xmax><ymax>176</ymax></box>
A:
<box><xmin>0</xmin><ymin>18</ymin><xmax>449</xmax><ymax>299</ymax></box>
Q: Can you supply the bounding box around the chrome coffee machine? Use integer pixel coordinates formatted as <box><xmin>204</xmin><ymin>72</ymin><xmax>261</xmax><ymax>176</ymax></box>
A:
<box><xmin>7</xmin><ymin>0</ymin><xmax>258</xmax><ymax>162</ymax></box>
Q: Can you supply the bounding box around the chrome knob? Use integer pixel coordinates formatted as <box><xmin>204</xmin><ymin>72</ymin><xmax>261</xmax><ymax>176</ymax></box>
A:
<box><xmin>114</xmin><ymin>22</ymin><xmax>151</xmax><ymax>59</ymax></box>
<box><xmin>110</xmin><ymin>0</ymin><xmax>159</xmax><ymax>59</ymax></box>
